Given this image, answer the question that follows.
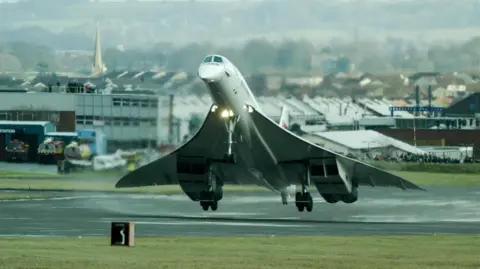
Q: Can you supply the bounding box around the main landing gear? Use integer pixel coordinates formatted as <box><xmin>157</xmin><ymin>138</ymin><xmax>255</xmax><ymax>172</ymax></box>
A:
<box><xmin>281</xmin><ymin>191</ymin><xmax>288</xmax><ymax>205</ymax></box>
<box><xmin>198</xmin><ymin>164</ymin><xmax>224</xmax><ymax>211</ymax></box>
<box><xmin>198</xmin><ymin>109</ymin><xmax>238</xmax><ymax>212</ymax></box>
<box><xmin>222</xmin><ymin>113</ymin><xmax>239</xmax><ymax>164</ymax></box>
<box><xmin>295</xmin><ymin>185</ymin><xmax>313</xmax><ymax>212</ymax></box>
<box><xmin>200</xmin><ymin>200</ymin><xmax>218</xmax><ymax>211</ymax></box>
<box><xmin>199</xmin><ymin>188</ymin><xmax>222</xmax><ymax>211</ymax></box>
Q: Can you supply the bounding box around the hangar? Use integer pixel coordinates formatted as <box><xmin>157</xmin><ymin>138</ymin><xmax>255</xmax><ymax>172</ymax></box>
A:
<box><xmin>0</xmin><ymin>121</ymin><xmax>56</xmax><ymax>162</ymax></box>
<box><xmin>302</xmin><ymin>130</ymin><xmax>426</xmax><ymax>160</ymax></box>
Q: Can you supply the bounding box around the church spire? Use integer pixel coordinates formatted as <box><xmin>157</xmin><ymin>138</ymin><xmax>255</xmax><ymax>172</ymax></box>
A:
<box><xmin>92</xmin><ymin>22</ymin><xmax>106</xmax><ymax>76</ymax></box>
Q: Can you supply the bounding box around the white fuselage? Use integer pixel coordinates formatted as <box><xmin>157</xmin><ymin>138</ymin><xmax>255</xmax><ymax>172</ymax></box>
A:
<box><xmin>198</xmin><ymin>55</ymin><xmax>260</xmax><ymax>115</ymax></box>
<box><xmin>198</xmin><ymin>55</ymin><xmax>262</xmax><ymax>142</ymax></box>
<box><xmin>198</xmin><ymin>55</ymin><xmax>296</xmax><ymax>195</ymax></box>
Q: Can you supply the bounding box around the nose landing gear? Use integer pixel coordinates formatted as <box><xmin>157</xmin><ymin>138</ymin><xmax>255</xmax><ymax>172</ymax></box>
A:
<box><xmin>222</xmin><ymin>111</ymin><xmax>239</xmax><ymax>164</ymax></box>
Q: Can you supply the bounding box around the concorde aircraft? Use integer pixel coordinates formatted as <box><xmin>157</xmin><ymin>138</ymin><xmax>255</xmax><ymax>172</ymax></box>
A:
<box><xmin>115</xmin><ymin>54</ymin><xmax>424</xmax><ymax>212</ymax></box>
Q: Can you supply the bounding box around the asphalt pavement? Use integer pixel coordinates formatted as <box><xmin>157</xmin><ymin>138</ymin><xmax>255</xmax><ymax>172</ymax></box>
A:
<box><xmin>0</xmin><ymin>162</ymin><xmax>57</xmax><ymax>174</ymax></box>
<box><xmin>0</xmin><ymin>186</ymin><xmax>479</xmax><ymax>237</ymax></box>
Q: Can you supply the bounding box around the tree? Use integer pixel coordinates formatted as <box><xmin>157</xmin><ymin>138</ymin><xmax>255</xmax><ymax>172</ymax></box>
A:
<box><xmin>36</xmin><ymin>62</ymin><xmax>49</xmax><ymax>74</ymax></box>
<box><xmin>0</xmin><ymin>54</ymin><xmax>22</xmax><ymax>72</ymax></box>
<box><xmin>389</xmin><ymin>43</ymin><xmax>423</xmax><ymax>71</ymax></box>
<box><xmin>188</xmin><ymin>114</ymin><xmax>202</xmax><ymax>135</ymax></box>
<box><xmin>462</xmin><ymin>36</ymin><xmax>480</xmax><ymax>55</ymax></box>
<box><xmin>416</xmin><ymin>60</ymin><xmax>435</xmax><ymax>72</ymax></box>
<box><xmin>166</xmin><ymin>42</ymin><xmax>214</xmax><ymax>72</ymax></box>
<box><xmin>241</xmin><ymin>39</ymin><xmax>276</xmax><ymax>73</ymax></box>
<box><xmin>335</xmin><ymin>56</ymin><xmax>351</xmax><ymax>73</ymax></box>
<box><xmin>7</xmin><ymin>42</ymin><xmax>57</xmax><ymax>71</ymax></box>
<box><xmin>427</xmin><ymin>46</ymin><xmax>468</xmax><ymax>72</ymax></box>
<box><xmin>275</xmin><ymin>40</ymin><xmax>314</xmax><ymax>73</ymax></box>
<box><xmin>248</xmin><ymin>74</ymin><xmax>267</xmax><ymax>95</ymax></box>
<box><xmin>358</xmin><ymin>55</ymin><xmax>394</xmax><ymax>73</ymax></box>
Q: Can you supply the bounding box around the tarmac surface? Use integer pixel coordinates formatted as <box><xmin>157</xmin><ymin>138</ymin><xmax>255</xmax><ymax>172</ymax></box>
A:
<box><xmin>0</xmin><ymin>186</ymin><xmax>480</xmax><ymax>237</ymax></box>
<box><xmin>0</xmin><ymin>162</ymin><xmax>57</xmax><ymax>174</ymax></box>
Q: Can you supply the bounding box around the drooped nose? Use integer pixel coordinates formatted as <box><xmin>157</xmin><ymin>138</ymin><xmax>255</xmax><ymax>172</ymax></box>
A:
<box><xmin>198</xmin><ymin>65</ymin><xmax>225</xmax><ymax>82</ymax></box>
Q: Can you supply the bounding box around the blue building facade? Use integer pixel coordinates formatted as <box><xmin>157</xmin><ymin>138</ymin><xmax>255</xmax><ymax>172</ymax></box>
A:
<box><xmin>76</xmin><ymin>129</ymin><xmax>107</xmax><ymax>159</ymax></box>
<box><xmin>0</xmin><ymin>121</ymin><xmax>56</xmax><ymax>161</ymax></box>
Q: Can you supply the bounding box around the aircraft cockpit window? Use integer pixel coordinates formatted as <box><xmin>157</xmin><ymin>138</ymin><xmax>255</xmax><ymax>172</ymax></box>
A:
<box><xmin>203</xmin><ymin>56</ymin><xmax>213</xmax><ymax>63</ymax></box>
<box><xmin>213</xmin><ymin>56</ymin><xmax>223</xmax><ymax>63</ymax></box>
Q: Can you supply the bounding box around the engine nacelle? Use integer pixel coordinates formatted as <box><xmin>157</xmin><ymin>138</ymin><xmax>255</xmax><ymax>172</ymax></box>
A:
<box><xmin>340</xmin><ymin>187</ymin><xmax>358</xmax><ymax>204</ymax></box>
<box><xmin>309</xmin><ymin>157</ymin><xmax>359</xmax><ymax>204</ymax></box>
<box><xmin>320</xmin><ymin>193</ymin><xmax>340</xmax><ymax>204</ymax></box>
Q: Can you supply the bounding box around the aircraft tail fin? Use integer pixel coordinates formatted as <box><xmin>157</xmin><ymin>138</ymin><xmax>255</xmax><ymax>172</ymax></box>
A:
<box><xmin>279</xmin><ymin>105</ymin><xmax>289</xmax><ymax>129</ymax></box>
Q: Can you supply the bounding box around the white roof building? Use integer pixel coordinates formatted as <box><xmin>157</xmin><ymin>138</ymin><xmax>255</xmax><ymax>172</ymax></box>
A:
<box><xmin>303</xmin><ymin>130</ymin><xmax>425</xmax><ymax>160</ymax></box>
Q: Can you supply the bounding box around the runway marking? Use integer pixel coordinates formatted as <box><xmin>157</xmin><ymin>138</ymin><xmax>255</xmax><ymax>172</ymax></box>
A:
<box><xmin>176</xmin><ymin>212</ymin><xmax>264</xmax><ymax>217</ymax></box>
<box><xmin>98</xmin><ymin>213</ymin><xmax>265</xmax><ymax>221</ymax></box>
<box><xmin>361</xmin><ymin>199</ymin><xmax>478</xmax><ymax>207</ymax></box>
<box><xmin>110</xmin><ymin>195</ymin><xmax>327</xmax><ymax>204</ymax></box>
<box><xmin>123</xmin><ymin>195</ymin><xmax>183</xmax><ymax>200</ymax></box>
<box><xmin>100</xmin><ymin>215</ymin><xmax>300</xmax><ymax>221</ymax></box>
<box><xmin>0</xmin><ymin>196</ymin><xmax>94</xmax><ymax>202</ymax></box>
<box><xmin>351</xmin><ymin>215</ymin><xmax>480</xmax><ymax>222</ymax></box>
<box><xmin>427</xmin><ymin>218</ymin><xmax>480</xmax><ymax>222</ymax></box>
<box><xmin>97</xmin><ymin>220</ymin><xmax>311</xmax><ymax>228</ymax></box>
<box><xmin>0</xmin><ymin>234</ymin><xmax>64</xmax><ymax>238</ymax></box>
<box><xmin>226</xmin><ymin>198</ymin><xmax>326</xmax><ymax>203</ymax></box>
<box><xmin>253</xmin><ymin>217</ymin><xmax>300</xmax><ymax>220</ymax></box>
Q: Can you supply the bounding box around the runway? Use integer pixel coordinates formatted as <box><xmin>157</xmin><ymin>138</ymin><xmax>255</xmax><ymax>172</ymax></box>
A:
<box><xmin>0</xmin><ymin>162</ymin><xmax>57</xmax><ymax>174</ymax></box>
<box><xmin>0</xmin><ymin>186</ymin><xmax>479</xmax><ymax>237</ymax></box>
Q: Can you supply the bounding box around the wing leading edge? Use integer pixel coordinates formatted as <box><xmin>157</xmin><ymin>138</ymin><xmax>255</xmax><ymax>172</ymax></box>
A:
<box><xmin>245</xmin><ymin>105</ymin><xmax>425</xmax><ymax>191</ymax></box>
<box><xmin>115</xmin><ymin>105</ymin><xmax>252</xmax><ymax>189</ymax></box>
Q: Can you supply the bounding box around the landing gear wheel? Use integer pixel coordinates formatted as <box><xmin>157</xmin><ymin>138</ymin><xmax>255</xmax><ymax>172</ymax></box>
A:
<box><xmin>201</xmin><ymin>202</ymin><xmax>209</xmax><ymax>211</ymax></box>
<box><xmin>295</xmin><ymin>192</ymin><xmax>302</xmax><ymax>202</ymax></box>
<box><xmin>306</xmin><ymin>194</ymin><xmax>313</xmax><ymax>212</ymax></box>
<box><xmin>295</xmin><ymin>192</ymin><xmax>302</xmax><ymax>211</ymax></box>
<box><xmin>200</xmin><ymin>200</ymin><xmax>218</xmax><ymax>211</ymax></box>
<box><xmin>295</xmin><ymin>191</ymin><xmax>313</xmax><ymax>213</ymax></box>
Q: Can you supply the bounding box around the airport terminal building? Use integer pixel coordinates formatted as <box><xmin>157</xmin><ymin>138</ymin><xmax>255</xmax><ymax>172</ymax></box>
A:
<box><xmin>0</xmin><ymin>92</ymin><xmax>168</xmax><ymax>150</ymax></box>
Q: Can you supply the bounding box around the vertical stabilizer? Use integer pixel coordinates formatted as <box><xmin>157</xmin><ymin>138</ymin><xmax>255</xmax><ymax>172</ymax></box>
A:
<box><xmin>279</xmin><ymin>106</ymin><xmax>290</xmax><ymax>129</ymax></box>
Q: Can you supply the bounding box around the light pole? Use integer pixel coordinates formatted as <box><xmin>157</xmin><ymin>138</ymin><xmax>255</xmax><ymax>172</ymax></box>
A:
<box><xmin>413</xmin><ymin>112</ymin><xmax>417</xmax><ymax>147</ymax></box>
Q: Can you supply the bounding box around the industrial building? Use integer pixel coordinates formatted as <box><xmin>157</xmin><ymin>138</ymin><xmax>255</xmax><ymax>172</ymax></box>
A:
<box><xmin>0</xmin><ymin>92</ymin><xmax>170</xmax><ymax>150</ymax></box>
<box><xmin>0</xmin><ymin>93</ymin><xmax>75</xmax><ymax>132</ymax></box>
<box><xmin>74</xmin><ymin>93</ymin><xmax>160</xmax><ymax>149</ymax></box>
<box><xmin>1</xmin><ymin>81</ymin><xmax>479</xmax><ymax>159</ymax></box>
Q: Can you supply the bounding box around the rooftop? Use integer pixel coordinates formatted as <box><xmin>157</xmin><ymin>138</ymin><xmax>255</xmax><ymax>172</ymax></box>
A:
<box><xmin>314</xmin><ymin>130</ymin><xmax>426</xmax><ymax>155</ymax></box>
<box><xmin>0</xmin><ymin>120</ymin><xmax>51</xmax><ymax>126</ymax></box>
<box><xmin>46</xmin><ymin>132</ymin><xmax>78</xmax><ymax>136</ymax></box>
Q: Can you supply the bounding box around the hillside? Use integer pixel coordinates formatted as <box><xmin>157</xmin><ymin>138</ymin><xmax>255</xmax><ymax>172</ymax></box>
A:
<box><xmin>0</xmin><ymin>0</ymin><xmax>479</xmax><ymax>49</ymax></box>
